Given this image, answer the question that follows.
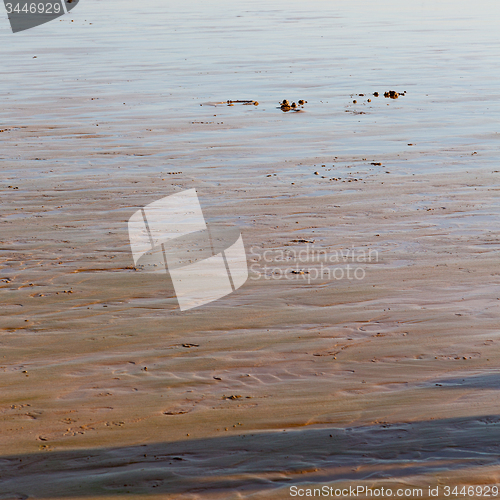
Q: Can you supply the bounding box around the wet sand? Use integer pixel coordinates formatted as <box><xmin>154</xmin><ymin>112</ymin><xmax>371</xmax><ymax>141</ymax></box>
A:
<box><xmin>2</xmin><ymin>0</ymin><xmax>500</xmax><ymax>498</ymax></box>
<box><xmin>2</xmin><ymin>149</ymin><xmax>500</xmax><ymax>498</ymax></box>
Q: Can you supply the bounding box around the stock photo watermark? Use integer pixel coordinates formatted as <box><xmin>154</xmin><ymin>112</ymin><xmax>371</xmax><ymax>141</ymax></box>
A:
<box><xmin>289</xmin><ymin>484</ymin><xmax>499</xmax><ymax>498</ymax></box>
<box><xmin>127</xmin><ymin>189</ymin><xmax>378</xmax><ymax>311</ymax></box>
<box><xmin>249</xmin><ymin>244</ymin><xmax>379</xmax><ymax>283</ymax></box>
<box><xmin>128</xmin><ymin>189</ymin><xmax>248</xmax><ymax>312</ymax></box>
<box><xmin>3</xmin><ymin>0</ymin><xmax>79</xmax><ymax>33</ymax></box>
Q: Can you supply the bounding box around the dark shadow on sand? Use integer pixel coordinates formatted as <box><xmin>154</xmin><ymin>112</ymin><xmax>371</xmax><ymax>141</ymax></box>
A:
<box><xmin>1</xmin><ymin>414</ymin><xmax>500</xmax><ymax>498</ymax></box>
<box><xmin>423</xmin><ymin>372</ymin><xmax>500</xmax><ymax>390</ymax></box>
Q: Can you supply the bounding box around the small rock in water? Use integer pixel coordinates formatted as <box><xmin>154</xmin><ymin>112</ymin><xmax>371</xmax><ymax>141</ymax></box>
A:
<box><xmin>384</xmin><ymin>90</ymin><xmax>399</xmax><ymax>99</ymax></box>
<box><xmin>280</xmin><ymin>98</ymin><xmax>306</xmax><ymax>112</ymax></box>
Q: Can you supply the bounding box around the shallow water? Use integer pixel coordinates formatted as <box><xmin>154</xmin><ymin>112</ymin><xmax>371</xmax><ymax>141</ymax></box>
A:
<box><xmin>2</xmin><ymin>0</ymin><xmax>500</xmax><ymax>174</ymax></box>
